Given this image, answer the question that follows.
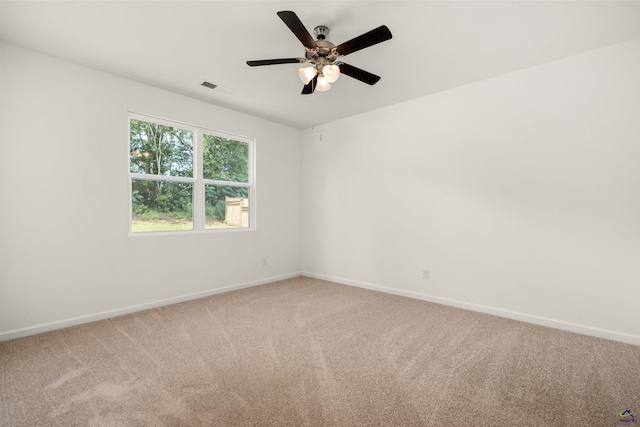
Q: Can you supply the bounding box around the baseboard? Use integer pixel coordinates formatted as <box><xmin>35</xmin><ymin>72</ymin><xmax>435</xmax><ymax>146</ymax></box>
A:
<box><xmin>0</xmin><ymin>272</ymin><xmax>302</xmax><ymax>342</ymax></box>
<box><xmin>6</xmin><ymin>271</ymin><xmax>637</xmax><ymax>346</ymax></box>
<box><xmin>302</xmin><ymin>271</ymin><xmax>640</xmax><ymax>347</ymax></box>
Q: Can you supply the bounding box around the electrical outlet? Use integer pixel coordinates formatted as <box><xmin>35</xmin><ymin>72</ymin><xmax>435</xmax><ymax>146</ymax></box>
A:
<box><xmin>422</xmin><ymin>269</ymin><xmax>429</xmax><ymax>279</ymax></box>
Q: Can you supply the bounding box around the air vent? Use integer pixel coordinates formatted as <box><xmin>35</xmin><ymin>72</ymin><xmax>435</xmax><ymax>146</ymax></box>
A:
<box><xmin>200</xmin><ymin>81</ymin><xmax>234</xmax><ymax>94</ymax></box>
<box><xmin>201</xmin><ymin>81</ymin><xmax>218</xmax><ymax>90</ymax></box>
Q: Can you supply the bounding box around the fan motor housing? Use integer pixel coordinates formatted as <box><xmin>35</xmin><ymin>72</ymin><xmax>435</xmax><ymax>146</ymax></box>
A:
<box><xmin>306</xmin><ymin>39</ymin><xmax>338</xmax><ymax>63</ymax></box>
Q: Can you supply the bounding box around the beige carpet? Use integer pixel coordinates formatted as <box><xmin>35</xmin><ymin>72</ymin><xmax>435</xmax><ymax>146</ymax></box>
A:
<box><xmin>1</xmin><ymin>276</ymin><xmax>639</xmax><ymax>426</ymax></box>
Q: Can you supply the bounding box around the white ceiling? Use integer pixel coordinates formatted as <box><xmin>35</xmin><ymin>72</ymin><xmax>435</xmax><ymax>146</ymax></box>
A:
<box><xmin>2</xmin><ymin>1</ymin><xmax>640</xmax><ymax>129</ymax></box>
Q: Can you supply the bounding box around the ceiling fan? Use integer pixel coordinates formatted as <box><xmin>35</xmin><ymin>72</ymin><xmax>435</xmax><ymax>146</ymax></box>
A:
<box><xmin>247</xmin><ymin>11</ymin><xmax>392</xmax><ymax>94</ymax></box>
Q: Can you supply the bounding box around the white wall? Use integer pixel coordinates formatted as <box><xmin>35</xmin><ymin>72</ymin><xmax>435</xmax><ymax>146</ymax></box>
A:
<box><xmin>0</xmin><ymin>43</ymin><xmax>302</xmax><ymax>340</ymax></box>
<box><xmin>302</xmin><ymin>38</ymin><xmax>640</xmax><ymax>345</ymax></box>
<box><xmin>2</xmin><ymin>38</ymin><xmax>639</xmax><ymax>345</ymax></box>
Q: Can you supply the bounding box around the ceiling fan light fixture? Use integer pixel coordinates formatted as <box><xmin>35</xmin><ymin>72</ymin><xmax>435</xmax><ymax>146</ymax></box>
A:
<box><xmin>316</xmin><ymin>75</ymin><xmax>331</xmax><ymax>92</ymax></box>
<box><xmin>322</xmin><ymin>64</ymin><xmax>340</xmax><ymax>83</ymax></box>
<box><xmin>247</xmin><ymin>11</ymin><xmax>392</xmax><ymax>95</ymax></box>
<box><xmin>298</xmin><ymin>66</ymin><xmax>318</xmax><ymax>85</ymax></box>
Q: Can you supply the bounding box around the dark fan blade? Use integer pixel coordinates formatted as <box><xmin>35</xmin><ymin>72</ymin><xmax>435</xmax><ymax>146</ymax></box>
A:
<box><xmin>335</xmin><ymin>25</ymin><xmax>392</xmax><ymax>56</ymax></box>
<box><xmin>302</xmin><ymin>75</ymin><xmax>318</xmax><ymax>95</ymax></box>
<box><xmin>338</xmin><ymin>63</ymin><xmax>381</xmax><ymax>85</ymax></box>
<box><xmin>247</xmin><ymin>58</ymin><xmax>304</xmax><ymax>66</ymax></box>
<box><xmin>277</xmin><ymin>11</ymin><xmax>317</xmax><ymax>50</ymax></box>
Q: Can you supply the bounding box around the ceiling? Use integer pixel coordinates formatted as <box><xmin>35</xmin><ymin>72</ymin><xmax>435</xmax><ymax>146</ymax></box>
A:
<box><xmin>1</xmin><ymin>1</ymin><xmax>639</xmax><ymax>129</ymax></box>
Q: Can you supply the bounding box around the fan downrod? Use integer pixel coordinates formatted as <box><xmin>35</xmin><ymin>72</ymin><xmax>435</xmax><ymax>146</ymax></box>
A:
<box><xmin>313</xmin><ymin>25</ymin><xmax>330</xmax><ymax>41</ymax></box>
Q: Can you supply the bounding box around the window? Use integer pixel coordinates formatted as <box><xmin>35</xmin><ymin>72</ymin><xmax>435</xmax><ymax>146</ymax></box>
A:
<box><xmin>129</xmin><ymin>114</ymin><xmax>254</xmax><ymax>233</ymax></box>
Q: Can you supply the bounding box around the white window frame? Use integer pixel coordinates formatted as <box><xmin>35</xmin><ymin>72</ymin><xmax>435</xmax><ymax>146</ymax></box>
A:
<box><xmin>128</xmin><ymin>112</ymin><xmax>256</xmax><ymax>235</ymax></box>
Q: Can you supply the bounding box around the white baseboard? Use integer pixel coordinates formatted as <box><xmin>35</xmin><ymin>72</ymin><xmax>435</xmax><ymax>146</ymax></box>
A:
<box><xmin>302</xmin><ymin>271</ymin><xmax>640</xmax><ymax>347</ymax></box>
<box><xmin>0</xmin><ymin>272</ymin><xmax>302</xmax><ymax>342</ymax></box>
<box><xmin>5</xmin><ymin>271</ymin><xmax>638</xmax><ymax>347</ymax></box>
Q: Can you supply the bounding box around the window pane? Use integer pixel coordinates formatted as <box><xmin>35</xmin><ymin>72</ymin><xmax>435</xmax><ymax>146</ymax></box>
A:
<box><xmin>205</xmin><ymin>185</ymin><xmax>249</xmax><ymax>229</ymax></box>
<box><xmin>131</xmin><ymin>179</ymin><xmax>193</xmax><ymax>233</ymax></box>
<box><xmin>130</xmin><ymin>119</ymin><xmax>193</xmax><ymax>177</ymax></box>
<box><xmin>203</xmin><ymin>134</ymin><xmax>249</xmax><ymax>183</ymax></box>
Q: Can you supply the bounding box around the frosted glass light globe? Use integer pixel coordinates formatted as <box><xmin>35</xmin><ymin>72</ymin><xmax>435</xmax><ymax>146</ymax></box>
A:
<box><xmin>316</xmin><ymin>75</ymin><xmax>331</xmax><ymax>92</ymax></box>
<box><xmin>298</xmin><ymin>67</ymin><xmax>318</xmax><ymax>85</ymax></box>
<box><xmin>322</xmin><ymin>64</ymin><xmax>340</xmax><ymax>83</ymax></box>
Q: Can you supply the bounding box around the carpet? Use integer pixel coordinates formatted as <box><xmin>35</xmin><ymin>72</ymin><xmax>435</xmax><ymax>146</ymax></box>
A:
<box><xmin>1</xmin><ymin>276</ymin><xmax>639</xmax><ymax>426</ymax></box>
